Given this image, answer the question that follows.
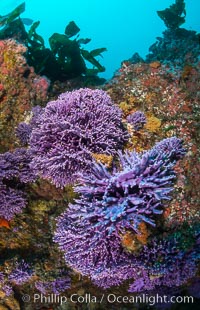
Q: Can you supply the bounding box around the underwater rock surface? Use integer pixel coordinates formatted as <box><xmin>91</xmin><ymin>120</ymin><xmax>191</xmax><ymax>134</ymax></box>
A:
<box><xmin>0</xmin><ymin>1</ymin><xmax>200</xmax><ymax>309</ymax></box>
<box><xmin>0</xmin><ymin>39</ymin><xmax>49</xmax><ymax>152</ymax></box>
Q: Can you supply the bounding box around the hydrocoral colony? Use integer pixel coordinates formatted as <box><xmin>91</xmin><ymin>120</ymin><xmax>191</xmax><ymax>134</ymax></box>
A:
<box><xmin>30</xmin><ymin>88</ymin><xmax>129</xmax><ymax>187</ymax></box>
<box><xmin>1</xmin><ymin>85</ymin><xmax>197</xmax><ymax>293</ymax></box>
<box><xmin>16</xmin><ymin>106</ymin><xmax>43</xmax><ymax>145</ymax></box>
<box><xmin>54</xmin><ymin>137</ymin><xmax>194</xmax><ymax>290</ymax></box>
<box><xmin>0</xmin><ymin>148</ymin><xmax>35</xmax><ymax>220</ymax></box>
<box><xmin>126</xmin><ymin>110</ymin><xmax>146</xmax><ymax>131</ymax></box>
<box><xmin>35</xmin><ymin>276</ymin><xmax>71</xmax><ymax>294</ymax></box>
<box><xmin>8</xmin><ymin>260</ymin><xmax>33</xmax><ymax>285</ymax></box>
<box><xmin>0</xmin><ymin>261</ymin><xmax>33</xmax><ymax>296</ymax></box>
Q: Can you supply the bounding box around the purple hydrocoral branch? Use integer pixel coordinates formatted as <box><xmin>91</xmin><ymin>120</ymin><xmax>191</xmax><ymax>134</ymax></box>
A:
<box><xmin>16</xmin><ymin>106</ymin><xmax>44</xmax><ymax>146</ymax></box>
<box><xmin>127</xmin><ymin>111</ymin><xmax>146</xmax><ymax>130</ymax></box>
<box><xmin>0</xmin><ymin>148</ymin><xmax>36</xmax><ymax>219</ymax></box>
<box><xmin>2</xmin><ymin>285</ymin><xmax>13</xmax><ymax>296</ymax></box>
<box><xmin>30</xmin><ymin>88</ymin><xmax>129</xmax><ymax>187</ymax></box>
<box><xmin>55</xmin><ymin>211</ymin><xmax>130</xmax><ymax>273</ymax></box>
<box><xmin>128</xmin><ymin>232</ymin><xmax>200</xmax><ymax>293</ymax></box>
<box><xmin>0</xmin><ymin>148</ymin><xmax>36</xmax><ymax>183</ymax></box>
<box><xmin>0</xmin><ymin>271</ymin><xmax>4</xmax><ymax>282</ymax></box>
<box><xmin>128</xmin><ymin>260</ymin><xmax>198</xmax><ymax>293</ymax></box>
<box><xmin>35</xmin><ymin>276</ymin><xmax>71</xmax><ymax>294</ymax></box>
<box><xmin>54</xmin><ymin>137</ymin><xmax>187</xmax><ymax>289</ymax></box>
<box><xmin>8</xmin><ymin>261</ymin><xmax>33</xmax><ymax>285</ymax></box>
<box><xmin>150</xmin><ymin>137</ymin><xmax>186</xmax><ymax>161</ymax></box>
<box><xmin>0</xmin><ymin>183</ymin><xmax>27</xmax><ymax>220</ymax></box>
<box><xmin>15</xmin><ymin>122</ymin><xmax>32</xmax><ymax>145</ymax></box>
<box><xmin>73</xmin><ymin>141</ymin><xmax>183</xmax><ymax>237</ymax></box>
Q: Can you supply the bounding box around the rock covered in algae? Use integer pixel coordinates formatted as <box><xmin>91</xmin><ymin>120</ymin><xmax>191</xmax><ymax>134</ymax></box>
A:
<box><xmin>0</xmin><ymin>39</ymin><xmax>49</xmax><ymax>152</ymax></box>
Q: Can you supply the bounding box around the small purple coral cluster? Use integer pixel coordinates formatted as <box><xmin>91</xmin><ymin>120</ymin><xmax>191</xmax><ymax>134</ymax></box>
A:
<box><xmin>16</xmin><ymin>122</ymin><xmax>32</xmax><ymax>145</ymax></box>
<box><xmin>0</xmin><ymin>148</ymin><xmax>35</xmax><ymax>220</ymax></box>
<box><xmin>54</xmin><ymin>137</ymin><xmax>192</xmax><ymax>290</ymax></box>
<box><xmin>150</xmin><ymin>137</ymin><xmax>186</xmax><ymax>161</ymax></box>
<box><xmin>127</xmin><ymin>111</ymin><xmax>146</xmax><ymax>130</ymax></box>
<box><xmin>8</xmin><ymin>260</ymin><xmax>33</xmax><ymax>285</ymax></box>
<box><xmin>0</xmin><ymin>260</ymin><xmax>33</xmax><ymax>296</ymax></box>
<box><xmin>0</xmin><ymin>184</ymin><xmax>26</xmax><ymax>220</ymax></box>
<box><xmin>16</xmin><ymin>106</ymin><xmax>44</xmax><ymax>146</ymax></box>
<box><xmin>128</xmin><ymin>234</ymin><xmax>200</xmax><ymax>292</ymax></box>
<box><xmin>30</xmin><ymin>88</ymin><xmax>128</xmax><ymax>187</ymax></box>
<box><xmin>35</xmin><ymin>276</ymin><xmax>71</xmax><ymax>294</ymax></box>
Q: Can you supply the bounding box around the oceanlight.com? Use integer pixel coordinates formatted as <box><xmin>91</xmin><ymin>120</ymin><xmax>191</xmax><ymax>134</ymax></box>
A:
<box><xmin>21</xmin><ymin>293</ymin><xmax>194</xmax><ymax>306</ymax></box>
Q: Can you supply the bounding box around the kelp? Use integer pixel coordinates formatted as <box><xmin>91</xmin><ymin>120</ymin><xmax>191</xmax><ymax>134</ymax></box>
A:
<box><xmin>0</xmin><ymin>3</ymin><xmax>107</xmax><ymax>82</ymax></box>
<box><xmin>157</xmin><ymin>0</ymin><xmax>186</xmax><ymax>30</ymax></box>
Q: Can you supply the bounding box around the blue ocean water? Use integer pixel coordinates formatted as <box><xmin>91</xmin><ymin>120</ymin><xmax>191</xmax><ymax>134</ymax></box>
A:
<box><xmin>1</xmin><ymin>0</ymin><xmax>199</xmax><ymax>79</ymax></box>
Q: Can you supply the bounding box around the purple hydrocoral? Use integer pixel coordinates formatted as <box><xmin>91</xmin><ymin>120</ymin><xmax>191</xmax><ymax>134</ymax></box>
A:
<box><xmin>128</xmin><ymin>232</ymin><xmax>200</xmax><ymax>293</ymax></box>
<box><xmin>35</xmin><ymin>276</ymin><xmax>71</xmax><ymax>294</ymax></box>
<box><xmin>127</xmin><ymin>111</ymin><xmax>146</xmax><ymax>130</ymax></box>
<box><xmin>0</xmin><ymin>148</ymin><xmax>36</xmax><ymax>219</ymax></box>
<box><xmin>91</xmin><ymin>259</ymin><xmax>138</xmax><ymax>289</ymax></box>
<box><xmin>16</xmin><ymin>106</ymin><xmax>44</xmax><ymax>145</ymax></box>
<box><xmin>8</xmin><ymin>261</ymin><xmax>33</xmax><ymax>285</ymax></box>
<box><xmin>128</xmin><ymin>257</ymin><xmax>198</xmax><ymax>293</ymax></box>
<box><xmin>2</xmin><ymin>285</ymin><xmax>13</xmax><ymax>296</ymax></box>
<box><xmin>150</xmin><ymin>137</ymin><xmax>186</xmax><ymax>161</ymax></box>
<box><xmin>15</xmin><ymin>122</ymin><xmax>32</xmax><ymax>145</ymax></box>
<box><xmin>70</xmin><ymin>137</ymin><xmax>185</xmax><ymax>235</ymax></box>
<box><xmin>54</xmin><ymin>210</ymin><xmax>132</xmax><ymax>277</ymax></box>
<box><xmin>0</xmin><ymin>183</ymin><xmax>27</xmax><ymax>220</ymax></box>
<box><xmin>54</xmin><ymin>137</ymin><xmax>186</xmax><ymax>287</ymax></box>
<box><xmin>54</xmin><ymin>209</ymin><xmax>138</xmax><ymax>288</ymax></box>
<box><xmin>30</xmin><ymin>88</ymin><xmax>129</xmax><ymax>187</ymax></box>
<box><xmin>0</xmin><ymin>148</ymin><xmax>36</xmax><ymax>183</ymax></box>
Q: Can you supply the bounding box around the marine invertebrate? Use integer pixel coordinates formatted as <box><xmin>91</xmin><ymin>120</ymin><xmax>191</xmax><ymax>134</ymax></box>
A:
<box><xmin>0</xmin><ymin>148</ymin><xmax>36</xmax><ymax>219</ymax></box>
<box><xmin>127</xmin><ymin>111</ymin><xmax>146</xmax><ymax>131</ymax></box>
<box><xmin>0</xmin><ymin>148</ymin><xmax>36</xmax><ymax>183</ymax></box>
<box><xmin>54</xmin><ymin>137</ymin><xmax>186</xmax><ymax>285</ymax></box>
<box><xmin>128</xmin><ymin>233</ymin><xmax>200</xmax><ymax>292</ymax></box>
<box><xmin>75</xmin><ymin>138</ymin><xmax>185</xmax><ymax>234</ymax></box>
<box><xmin>0</xmin><ymin>272</ymin><xmax>4</xmax><ymax>282</ymax></box>
<box><xmin>35</xmin><ymin>276</ymin><xmax>71</xmax><ymax>294</ymax></box>
<box><xmin>0</xmin><ymin>183</ymin><xmax>27</xmax><ymax>220</ymax></box>
<box><xmin>107</xmin><ymin>55</ymin><xmax>200</xmax><ymax>228</ymax></box>
<box><xmin>150</xmin><ymin>136</ymin><xmax>186</xmax><ymax>161</ymax></box>
<box><xmin>1</xmin><ymin>285</ymin><xmax>13</xmax><ymax>296</ymax></box>
<box><xmin>54</xmin><ymin>211</ymin><xmax>134</xmax><ymax>284</ymax></box>
<box><xmin>8</xmin><ymin>261</ymin><xmax>33</xmax><ymax>285</ymax></box>
<box><xmin>15</xmin><ymin>122</ymin><xmax>32</xmax><ymax>145</ymax></box>
<box><xmin>16</xmin><ymin>105</ymin><xmax>44</xmax><ymax>146</ymax></box>
<box><xmin>91</xmin><ymin>258</ymin><xmax>137</xmax><ymax>289</ymax></box>
<box><xmin>30</xmin><ymin>88</ymin><xmax>128</xmax><ymax>187</ymax></box>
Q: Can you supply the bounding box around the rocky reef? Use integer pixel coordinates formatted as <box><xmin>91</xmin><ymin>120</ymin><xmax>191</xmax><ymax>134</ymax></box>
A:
<box><xmin>0</xmin><ymin>1</ymin><xmax>199</xmax><ymax>309</ymax></box>
<box><xmin>0</xmin><ymin>39</ymin><xmax>49</xmax><ymax>152</ymax></box>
